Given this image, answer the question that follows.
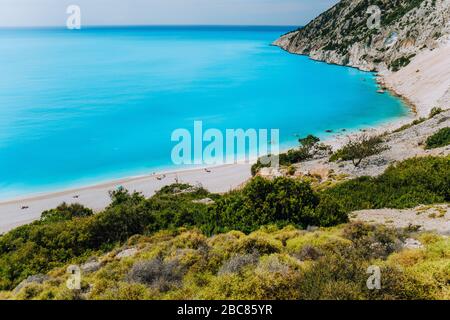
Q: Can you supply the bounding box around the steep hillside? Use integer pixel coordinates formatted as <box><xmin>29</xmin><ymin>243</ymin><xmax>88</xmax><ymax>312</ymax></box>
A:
<box><xmin>274</xmin><ymin>0</ymin><xmax>450</xmax><ymax>72</ymax></box>
<box><xmin>2</xmin><ymin>225</ymin><xmax>450</xmax><ymax>300</ymax></box>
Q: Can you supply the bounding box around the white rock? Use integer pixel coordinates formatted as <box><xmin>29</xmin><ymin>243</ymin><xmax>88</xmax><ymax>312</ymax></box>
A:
<box><xmin>81</xmin><ymin>260</ymin><xmax>102</xmax><ymax>273</ymax></box>
<box><xmin>116</xmin><ymin>248</ymin><xmax>138</xmax><ymax>259</ymax></box>
<box><xmin>192</xmin><ymin>198</ymin><xmax>215</xmax><ymax>205</ymax></box>
<box><xmin>403</xmin><ymin>238</ymin><xmax>424</xmax><ymax>249</ymax></box>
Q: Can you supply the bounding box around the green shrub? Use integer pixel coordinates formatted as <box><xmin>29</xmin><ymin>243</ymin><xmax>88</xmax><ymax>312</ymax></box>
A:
<box><xmin>127</xmin><ymin>258</ymin><xmax>185</xmax><ymax>292</ymax></box>
<box><xmin>425</xmin><ymin>127</ymin><xmax>450</xmax><ymax>149</ymax></box>
<box><xmin>314</xmin><ymin>195</ymin><xmax>348</xmax><ymax>227</ymax></box>
<box><xmin>299</xmin><ymin>134</ymin><xmax>320</xmax><ymax>151</ymax></box>
<box><xmin>40</xmin><ymin>203</ymin><xmax>93</xmax><ymax>223</ymax></box>
<box><xmin>390</xmin><ymin>54</ymin><xmax>415</xmax><ymax>71</ymax></box>
<box><xmin>4</xmin><ymin>224</ymin><xmax>450</xmax><ymax>300</ymax></box>
<box><xmin>429</xmin><ymin>107</ymin><xmax>444</xmax><ymax>118</ymax></box>
<box><xmin>0</xmin><ymin>176</ymin><xmax>348</xmax><ymax>290</ymax></box>
<box><xmin>1</xmin><ymin>156</ymin><xmax>447</xmax><ymax>292</ymax></box>
<box><xmin>324</xmin><ymin>156</ymin><xmax>450</xmax><ymax>211</ymax></box>
<box><xmin>210</xmin><ymin>177</ymin><xmax>321</xmax><ymax>234</ymax></box>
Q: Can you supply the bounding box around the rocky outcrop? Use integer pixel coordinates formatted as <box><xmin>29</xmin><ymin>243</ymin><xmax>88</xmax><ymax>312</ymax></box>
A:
<box><xmin>274</xmin><ymin>0</ymin><xmax>450</xmax><ymax>73</ymax></box>
<box><xmin>13</xmin><ymin>274</ymin><xmax>50</xmax><ymax>293</ymax></box>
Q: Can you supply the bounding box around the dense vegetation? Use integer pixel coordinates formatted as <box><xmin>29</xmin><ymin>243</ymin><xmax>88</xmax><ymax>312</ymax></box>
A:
<box><xmin>210</xmin><ymin>177</ymin><xmax>347</xmax><ymax>234</ymax></box>
<box><xmin>2</xmin><ymin>224</ymin><xmax>449</xmax><ymax>300</ymax></box>
<box><xmin>425</xmin><ymin>127</ymin><xmax>450</xmax><ymax>149</ymax></box>
<box><xmin>0</xmin><ymin>178</ymin><xmax>345</xmax><ymax>291</ymax></box>
<box><xmin>325</xmin><ymin>156</ymin><xmax>449</xmax><ymax>211</ymax></box>
<box><xmin>0</xmin><ymin>156</ymin><xmax>448</xmax><ymax>298</ymax></box>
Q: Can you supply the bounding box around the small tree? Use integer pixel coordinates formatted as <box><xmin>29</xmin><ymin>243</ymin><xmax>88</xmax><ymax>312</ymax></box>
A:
<box><xmin>299</xmin><ymin>135</ymin><xmax>320</xmax><ymax>151</ymax></box>
<box><xmin>334</xmin><ymin>134</ymin><xmax>388</xmax><ymax>167</ymax></box>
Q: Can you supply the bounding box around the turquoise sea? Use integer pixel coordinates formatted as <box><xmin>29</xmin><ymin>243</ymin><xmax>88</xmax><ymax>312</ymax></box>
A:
<box><xmin>0</xmin><ymin>26</ymin><xmax>408</xmax><ymax>199</ymax></box>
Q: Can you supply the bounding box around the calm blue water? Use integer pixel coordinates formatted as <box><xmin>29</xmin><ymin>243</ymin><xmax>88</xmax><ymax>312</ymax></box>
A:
<box><xmin>0</xmin><ymin>26</ymin><xmax>408</xmax><ymax>199</ymax></box>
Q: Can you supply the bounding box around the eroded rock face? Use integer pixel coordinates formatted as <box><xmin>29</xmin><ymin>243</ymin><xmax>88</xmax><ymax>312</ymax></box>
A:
<box><xmin>274</xmin><ymin>0</ymin><xmax>450</xmax><ymax>72</ymax></box>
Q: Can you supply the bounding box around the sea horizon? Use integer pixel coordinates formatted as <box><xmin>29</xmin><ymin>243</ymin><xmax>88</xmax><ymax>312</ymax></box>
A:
<box><xmin>0</xmin><ymin>24</ymin><xmax>300</xmax><ymax>27</ymax></box>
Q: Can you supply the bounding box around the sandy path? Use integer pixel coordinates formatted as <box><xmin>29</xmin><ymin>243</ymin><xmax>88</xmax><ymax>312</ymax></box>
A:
<box><xmin>0</xmin><ymin>163</ymin><xmax>252</xmax><ymax>234</ymax></box>
<box><xmin>351</xmin><ymin>204</ymin><xmax>450</xmax><ymax>235</ymax></box>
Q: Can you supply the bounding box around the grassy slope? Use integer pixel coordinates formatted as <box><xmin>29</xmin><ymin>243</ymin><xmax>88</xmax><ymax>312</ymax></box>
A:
<box><xmin>2</xmin><ymin>224</ymin><xmax>449</xmax><ymax>300</ymax></box>
<box><xmin>0</xmin><ymin>155</ymin><xmax>449</xmax><ymax>300</ymax></box>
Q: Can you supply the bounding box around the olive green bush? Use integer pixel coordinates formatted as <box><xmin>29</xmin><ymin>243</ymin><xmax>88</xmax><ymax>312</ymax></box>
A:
<box><xmin>425</xmin><ymin>127</ymin><xmax>450</xmax><ymax>149</ymax></box>
<box><xmin>5</xmin><ymin>224</ymin><xmax>449</xmax><ymax>300</ymax></box>
<box><xmin>324</xmin><ymin>156</ymin><xmax>449</xmax><ymax>211</ymax></box>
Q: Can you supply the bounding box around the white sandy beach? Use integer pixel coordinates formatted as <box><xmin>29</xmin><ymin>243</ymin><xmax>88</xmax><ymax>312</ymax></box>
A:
<box><xmin>0</xmin><ymin>41</ymin><xmax>448</xmax><ymax>234</ymax></box>
<box><xmin>0</xmin><ymin>164</ymin><xmax>252</xmax><ymax>234</ymax></box>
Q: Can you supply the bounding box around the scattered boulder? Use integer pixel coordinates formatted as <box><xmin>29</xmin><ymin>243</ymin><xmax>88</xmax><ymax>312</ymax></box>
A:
<box><xmin>403</xmin><ymin>238</ymin><xmax>424</xmax><ymax>250</ymax></box>
<box><xmin>81</xmin><ymin>259</ymin><xmax>103</xmax><ymax>274</ymax></box>
<box><xmin>116</xmin><ymin>248</ymin><xmax>138</xmax><ymax>259</ymax></box>
<box><xmin>13</xmin><ymin>274</ymin><xmax>50</xmax><ymax>293</ymax></box>
<box><xmin>258</xmin><ymin>167</ymin><xmax>283</xmax><ymax>179</ymax></box>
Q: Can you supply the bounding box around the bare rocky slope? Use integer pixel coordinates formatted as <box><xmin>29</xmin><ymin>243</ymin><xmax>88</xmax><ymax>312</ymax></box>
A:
<box><xmin>274</xmin><ymin>0</ymin><xmax>449</xmax><ymax>72</ymax></box>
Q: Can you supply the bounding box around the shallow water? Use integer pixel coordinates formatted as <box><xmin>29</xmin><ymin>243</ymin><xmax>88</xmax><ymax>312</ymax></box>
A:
<box><xmin>0</xmin><ymin>26</ymin><xmax>408</xmax><ymax>198</ymax></box>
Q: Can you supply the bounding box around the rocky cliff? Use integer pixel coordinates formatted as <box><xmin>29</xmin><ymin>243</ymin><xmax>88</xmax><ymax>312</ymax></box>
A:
<box><xmin>274</xmin><ymin>0</ymin><xmax>450</xmax><ymax>73</ymax></box>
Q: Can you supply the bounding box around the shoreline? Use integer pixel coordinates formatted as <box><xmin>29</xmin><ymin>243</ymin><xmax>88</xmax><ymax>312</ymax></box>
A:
<box><xmin>0</xmin><ymin>163</ymin><xmax>253</xmax><ymax>233</ymax></box>
<box><xmin>0</xmin><ymin>161</ymin><xmax>252</xmax><ymax>204</ymax></box>
<box><xmin>274</xmin><ymin>45</ymin><xmax>421</xmax><ymax>118</ymax></box>
<box><xmin>0</xmin><ymin>108</ymin><xmax>412</xmax><ymax>205</ymax></box>
<box><xmin>274</xmin><ymin>37</ymin><xmax>450</xmax><ymax>118</ymax></box>
<box><xmin>0</xmin><ymin>110</ymin><xmax>413</xmax><ymax>234</ymax></box>
<box><xmin>1</xmin><ymin>42</ymin><xmax>444</xmax><ymax>233</ymax></box>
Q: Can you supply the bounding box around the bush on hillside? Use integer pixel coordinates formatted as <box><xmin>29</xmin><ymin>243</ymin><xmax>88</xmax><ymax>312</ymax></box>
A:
<box><xmin>40</xmin><ymin>203</ymin><xmax>93</xmax><ymax>223</ymax></box>
<box><xmin>425</xmin><ymin>127</ymin><xmax>450</xmax><ymax>149</ymax></box>
<box><xmin>324</xmin><ymin>156</ymin><xmax>450</xmax><ymax>211</ymax></box>
<box><xmin>429</xmin><ymin>107</ymin><xmax>444</xmax><ymax>118</ymax></box>
<box><xmin>127</xmin><ymin>258</ymin><xmax>185</xmax><ymax>292</ymax></box>
<box><xmin>330</xmin><ymin>134</ymin><xmax>388</xmax><ymax>167</ymax></box>
<box><xmin>210</xmin><ymin>177</ymin><xmax>324</xmax><ymax>234</ymax></box>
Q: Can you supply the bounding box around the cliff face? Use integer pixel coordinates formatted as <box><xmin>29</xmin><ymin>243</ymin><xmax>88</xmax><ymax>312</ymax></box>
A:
<box><xmin>274</xmin><ymin>0</ymin><xmax>450</xmax><ymax>72</ymax></box>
